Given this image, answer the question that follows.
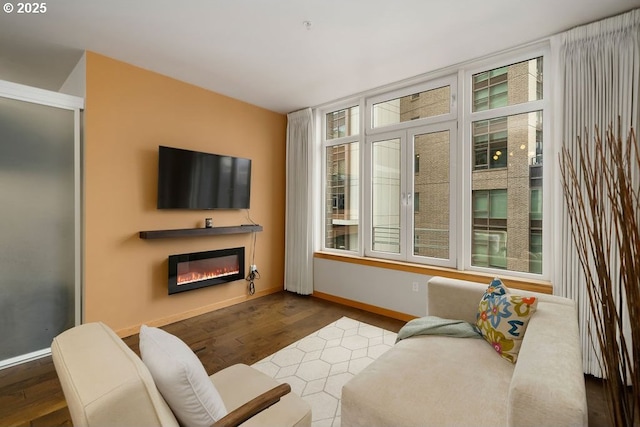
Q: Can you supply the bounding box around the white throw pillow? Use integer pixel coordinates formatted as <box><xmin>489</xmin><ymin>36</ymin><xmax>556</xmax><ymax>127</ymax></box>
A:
<box><xmin>139</xmin><ymin>325</ymin><xmax>228</xmax><ymax>426</ymax></box>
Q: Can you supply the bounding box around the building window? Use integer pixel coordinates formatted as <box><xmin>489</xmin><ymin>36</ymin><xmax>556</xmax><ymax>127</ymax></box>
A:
<box><xmin>529</xmin><ymin>230</ymin><xmax>542</xmax><ymax>274</ymax></box>
<box><xmin>473</xmin><ymin>58</ymin><xmax>543</xmax><ymax>112</ymax></box>
<box><xmin>535</xmin><ymin>57</ymin><xmax>543</xmax><ymax>100</ymax></box>
<box><xmin>326</xmin><ymin>106</ymin><xmax>359</xmax><ymax>140</ymax></box>
<box><xmin>473</xmin><ymin>67</ymin><xmax>508</xmax><ymax>111</ymax></box>
<box><xmin>529</xmin><ymin>186</ymin><xmax>543</xmax><ymax>274</ymax></box>
<box><xmin>473</xmin><ymin>117</ymin><xmax>508</xmax><ymax>170</ymax></box>
<box><xmin>472</xmin><ymin>189</ymin><xmax>507</xmax><ymax>269</ymax></box>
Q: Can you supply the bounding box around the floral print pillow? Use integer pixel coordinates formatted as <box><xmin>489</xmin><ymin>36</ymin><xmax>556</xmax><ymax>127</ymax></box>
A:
<box><xmin>476</xmin><ymin>278</ymin><xmax>538</xmax><ymax>363</ymax></box>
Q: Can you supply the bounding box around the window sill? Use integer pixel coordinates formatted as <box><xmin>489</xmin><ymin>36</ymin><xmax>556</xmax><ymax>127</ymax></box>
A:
<box><xmin>314</xmin><ymin>251</ymin><xmax>553</xmax><ymax>294</ymax></box>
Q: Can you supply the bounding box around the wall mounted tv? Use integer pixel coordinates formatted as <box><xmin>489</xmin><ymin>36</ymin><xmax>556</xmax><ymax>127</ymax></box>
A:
<box><xmin>157</xmin><ymin>146</ymin><xmax>251</xmax><ymax>210</ymax></box>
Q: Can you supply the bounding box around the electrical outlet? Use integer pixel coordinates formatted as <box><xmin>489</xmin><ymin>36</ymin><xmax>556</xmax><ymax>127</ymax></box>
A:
<box><xmin>250</xmin><ymin>264</ymin><xmax>258</xmax><ymax>272</ymax></box>
<box><xmin>412</xmin><ymin>282</ymin><xmax>419</xmax><ymax>292</ymax></box>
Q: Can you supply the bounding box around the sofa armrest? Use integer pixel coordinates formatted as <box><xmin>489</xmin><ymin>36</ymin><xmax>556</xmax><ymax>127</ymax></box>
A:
<box><xmin>507</xmin><ymin>301</ymin><xmax>588</xmax><ymax>427</ymax></box>
<box><xmin>427</xmin><ymin>277</ymin><xmax>487</xmax><ymax>324</ymax></box>
<box><xmin>213</xmin><ymin>383</ymin><xmax>291</xmax><ymax>427</ymax></box>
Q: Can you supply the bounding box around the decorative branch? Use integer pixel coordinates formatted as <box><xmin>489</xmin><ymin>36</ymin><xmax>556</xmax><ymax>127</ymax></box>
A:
<box><xmin>560</xmin><ymin>121</ymin><xmax>639</xmax><ymax>426</ymax></box>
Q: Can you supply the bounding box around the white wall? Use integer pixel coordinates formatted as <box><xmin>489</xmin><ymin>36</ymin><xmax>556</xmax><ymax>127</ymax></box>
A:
<box><xmin>314</xmin><ymin>257</ymin><xmax>431</xmax><ymax>317</ymax></box>
<box><xmin>59</xmin><ymin>53</ymin><xmax>86</xmax><ymax>98</ymax></box>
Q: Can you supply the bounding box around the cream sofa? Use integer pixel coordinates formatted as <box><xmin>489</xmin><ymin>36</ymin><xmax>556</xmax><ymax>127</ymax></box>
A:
<box><xmin>342</xmin><ymin>276</ymin><xmax>588</xmax><ymax>427</ymax></box>
<box><xmin>51</xmin><ymin>322</ymin><xmax>311</xmax><ymax>427</ymax></box>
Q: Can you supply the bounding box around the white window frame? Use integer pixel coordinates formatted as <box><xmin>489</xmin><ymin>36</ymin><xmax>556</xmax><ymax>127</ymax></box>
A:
<box><xmin>317</xmin><ymin>45</ymin><xmax>553</xmax><ymax>281</ymax></box>
<box><xmin>407</xmin><ymin>121</ymin><xmax>457</xmax><ymax>267</ymax></box>
<box><xmin>366</xmin><ymin>75</ymin><xmax>457</xmax><ymax>135</ymax></box>
<box><xmin>461</xmin><ymin>44</ymin><xmax>552</xmax><ymax>280</ymax></box>
<box><xmin>362</xmin><ymin>75</ymin><xmax>458</xmax><ymax>266</ymax></box>
<box><xmin>364</xmin><ymin>130</ymin><xmax>407</xmax><ymax>262</ymax></box>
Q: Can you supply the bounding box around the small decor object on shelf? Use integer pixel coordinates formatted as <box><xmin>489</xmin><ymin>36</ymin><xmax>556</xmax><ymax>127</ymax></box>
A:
<box><xmin>205</xmin><ymin>218</ymin><xmax>213</xmax><ymax>228</ymax></box>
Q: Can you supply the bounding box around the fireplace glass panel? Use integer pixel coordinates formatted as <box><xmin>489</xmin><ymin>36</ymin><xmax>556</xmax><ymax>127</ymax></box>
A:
<box><xmin>177</xmin><ymin>255</ymin><xmax>240</xmax><ymax>286</ymax></box>
<box><xmin>168</xmin><ymin>247</ymin><xmax>245</xmax><ymax>294</ymax></box>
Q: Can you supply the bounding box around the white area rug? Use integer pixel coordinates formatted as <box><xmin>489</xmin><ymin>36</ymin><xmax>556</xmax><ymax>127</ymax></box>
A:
<box><xmin>252</xmin><ymin>316</ymin><xmax>397</xmax><ymax>427</ymax></box>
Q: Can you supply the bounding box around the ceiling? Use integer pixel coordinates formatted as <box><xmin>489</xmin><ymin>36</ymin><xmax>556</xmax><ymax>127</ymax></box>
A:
<box><xmin>0</xmin><ymin>0</ymin><xmax>638</xmax><ymax>114</ymax></box>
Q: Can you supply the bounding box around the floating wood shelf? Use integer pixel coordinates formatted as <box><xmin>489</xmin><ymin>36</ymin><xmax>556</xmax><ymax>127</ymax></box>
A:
<box><xmin>139</xmin><ymin>224</ymin><xmax>263</xmax><ymax>239</ymax></box>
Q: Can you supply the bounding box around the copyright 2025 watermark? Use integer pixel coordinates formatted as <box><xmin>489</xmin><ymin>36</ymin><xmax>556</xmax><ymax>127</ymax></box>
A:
<box><xmin>3</xmin><ymin>3</ymin><xmax>47</xmax><ymax>14</ymax></box>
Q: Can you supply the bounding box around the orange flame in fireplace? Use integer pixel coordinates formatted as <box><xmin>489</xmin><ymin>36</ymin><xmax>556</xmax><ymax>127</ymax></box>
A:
<box><xmin>177</xmin><ymin>267</ymin><xmax>239</xmax><ymax>286</ymax></box>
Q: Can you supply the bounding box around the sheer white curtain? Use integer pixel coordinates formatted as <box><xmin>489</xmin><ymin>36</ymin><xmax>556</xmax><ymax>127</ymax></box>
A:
<box><xmin>284</xmin><ymin>108</ymin><xmax>314</xmax><ymax>295</ymax></box>
<box><xmin>552</xmin><ymin>9</ymin><xmax>640</xmax><ymax>376</ymax></box>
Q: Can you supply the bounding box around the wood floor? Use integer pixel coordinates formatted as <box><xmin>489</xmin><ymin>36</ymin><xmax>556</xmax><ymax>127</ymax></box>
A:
<box><xmin>0</xmin><ymin>291</ymin><xmax>611</xmax><ymax>427</ymax></box>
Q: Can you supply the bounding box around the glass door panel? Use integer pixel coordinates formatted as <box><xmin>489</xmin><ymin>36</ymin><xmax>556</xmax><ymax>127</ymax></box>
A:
<box><xmin>371</xmin><ymin>138</ymin><xmax>401</xmax><ymax>253</ymax></box>
<box><xmin>0</xmin><ymin>95</ymin><xmax>77</xmax><ymax>363</ymax></box>
<box><xmin>412</xmin><ymin>130</ymin><xmax>450</xmax><ymax>259</ymax></box>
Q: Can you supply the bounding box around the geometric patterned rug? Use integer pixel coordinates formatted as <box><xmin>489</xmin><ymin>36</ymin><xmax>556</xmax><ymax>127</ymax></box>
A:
<box><xmin>252</xmin><ymin>317</ymin><xmax>397</xmax><ymax>427</ymax></box>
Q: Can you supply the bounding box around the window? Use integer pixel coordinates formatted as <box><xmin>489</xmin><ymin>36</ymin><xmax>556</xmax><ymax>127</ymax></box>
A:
<box><xmin>366</xmin><ymin>124</ymin><xmax>455</xmax><ymax>265</ymax></box>
<box><xmin>372</xmin><ymin>85</ymin><xmax>450</xmax><ymax>128</ymax></box>
<box><xmin>320</xmin><ymin>49</ymin><xmax>548</xmax><ymax>278</ymax></box>
<box><xmin>473</xmin><ymin>58</ymin><xmax>542</xmax><ymax>112</ymax></box>
<box><xmin>326</xmin><ymin>142</ymin><xmax>359</xmax><ymax>251</ymax></box>
<box><xmin>323</xmin><ymin>104</ymin><xmax>361</xmax><ymax>253</ymax></box>
<box><xmin>362</xmin><ymin>76</ymin><xmax>457</xmax><ymax>267</ymax></box>
<box><xmin>326</xmin><ymin>106</ymin><xmax>359</xmax><ymax>140</ymax></box>
<box><xmin>468</xmin><ymin>56</ymin><xmax>545</xmax><ymax>275</ymax></box>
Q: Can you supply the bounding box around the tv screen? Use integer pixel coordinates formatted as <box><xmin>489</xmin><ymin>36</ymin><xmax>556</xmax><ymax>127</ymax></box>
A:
<box><xmin>157</xmin><ymin>146</ymin><xmax>251</xmax><ymax>210</ymax></box>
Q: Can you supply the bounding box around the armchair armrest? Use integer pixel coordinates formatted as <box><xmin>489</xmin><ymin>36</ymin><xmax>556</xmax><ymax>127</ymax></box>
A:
<box><xmin>213</xmin><ymin>383</ymin><xmax>291</xmax><ymax>427</ymax></box>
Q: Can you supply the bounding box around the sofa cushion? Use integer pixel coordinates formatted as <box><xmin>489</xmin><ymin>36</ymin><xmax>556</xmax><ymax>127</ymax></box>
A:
<box><xmin>342</xmin><ymin>335</ymin><xmax>514</xmax><ymax>427</ymax></box>
<box><xmin>139</xmin><ymin>325</ymin><xmax>228</xmax><ymax>427</ymax></box>
<box><xmin>476</xmin><ymin>278</ymin><xmax>538</xmax><ymax>363</ymax></box>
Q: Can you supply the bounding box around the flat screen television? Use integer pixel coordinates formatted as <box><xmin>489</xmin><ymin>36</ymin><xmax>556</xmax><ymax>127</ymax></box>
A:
<box><xmin>157</xmin><ymin>146</ymin><xmax>251</xmax><ymax>210</ymax></box>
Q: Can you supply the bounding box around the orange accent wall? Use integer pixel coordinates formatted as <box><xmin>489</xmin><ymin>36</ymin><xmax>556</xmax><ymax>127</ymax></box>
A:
<box><xmin>84</xmin><ymin>52</ymin><xmax>287</xmax><ymax>336</ymax></box>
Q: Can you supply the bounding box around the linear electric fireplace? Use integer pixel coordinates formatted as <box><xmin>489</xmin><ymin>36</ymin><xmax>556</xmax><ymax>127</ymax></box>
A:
<box><xmin>168</xmin><ymin>247</ymin><xmax>245</xmax><ymax>294</ymax></box>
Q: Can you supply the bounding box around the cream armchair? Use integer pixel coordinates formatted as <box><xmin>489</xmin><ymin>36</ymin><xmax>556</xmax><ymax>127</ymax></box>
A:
<box><xmin>51</xmin><ymin>322</ymin><xmax>311</xmax><ymax>427</ymax></box>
